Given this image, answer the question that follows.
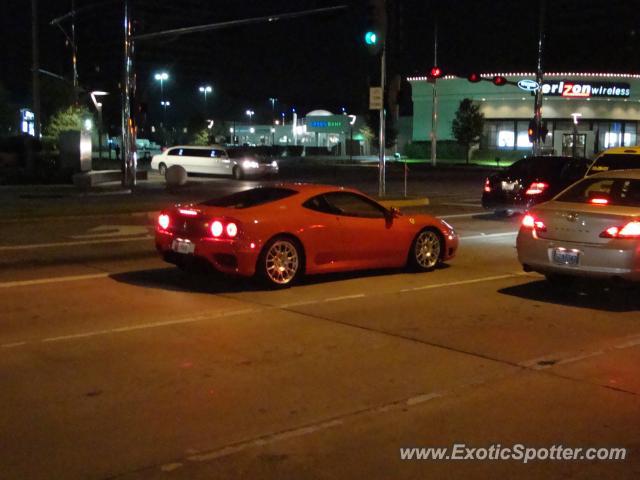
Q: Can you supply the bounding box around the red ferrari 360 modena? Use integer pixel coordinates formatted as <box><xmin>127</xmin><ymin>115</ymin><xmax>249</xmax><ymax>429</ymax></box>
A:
<box><xmin>155</xmin><ymin>184</ymin><xmax>458</xmax><ymax>287</ymax></box>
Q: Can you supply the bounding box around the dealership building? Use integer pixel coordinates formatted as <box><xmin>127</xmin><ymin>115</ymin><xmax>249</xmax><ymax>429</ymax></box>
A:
<box><xmin>408</xmin><ymin>73</ymin><xmax>640</xmax><ymax>158</ymax></box>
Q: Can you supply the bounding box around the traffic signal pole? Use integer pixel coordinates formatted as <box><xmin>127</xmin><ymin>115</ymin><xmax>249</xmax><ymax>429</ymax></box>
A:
<box><xmin>533</xmin><ymin>0</ymin><xmax>546</xmax><ymax>156</ymax></box>
<box><xmin>121</xmin><ymin>0</ymin><xmax>136</xmax><ymax>188</ymax></box>
<box><xmin>378</xmin><ymin>44</ymin><xmax>386</xmax><ymax>197</ymax></box>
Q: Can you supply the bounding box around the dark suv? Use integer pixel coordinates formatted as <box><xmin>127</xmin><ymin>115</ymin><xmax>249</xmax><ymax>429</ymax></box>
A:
<box><xmin>482</xmin><ymin>155</ymin><xmax>590</xmax><ymax>215</ymax></box>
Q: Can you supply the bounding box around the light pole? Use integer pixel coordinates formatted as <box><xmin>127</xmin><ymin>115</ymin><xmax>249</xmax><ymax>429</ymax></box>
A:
<box><xmin>199</xmin><ymin>85</ymin><xmax>212</xmax><ymax>113</ymax></box>
<box><xmin>246</xmin><ymin>109</ymin><xmax>255</xmax><ymax>125</ymax></box>
<box><xmin>90</xmin><ymin>91</ymin><xmax>108</xmax><ymax>160</ymax></box>
<box><xmin>268</xmin><ymin>97</ymin><xmax>277</xmax><ymax>122</ymax></box>
<box><xmin>154</xmin><ymin>72</ymin><xmax>169</xmax><ymax>124</ymax></box>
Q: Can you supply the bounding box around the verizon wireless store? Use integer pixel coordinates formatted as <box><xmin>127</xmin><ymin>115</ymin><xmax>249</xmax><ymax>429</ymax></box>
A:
<box><xmin>408</xmin><ymin>73</ymin><xmax>640</xmax><ymax>158</ymax></box>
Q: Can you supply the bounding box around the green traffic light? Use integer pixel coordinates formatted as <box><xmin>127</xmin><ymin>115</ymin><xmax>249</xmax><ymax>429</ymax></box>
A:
<box><xmin>364</xmin><ymin>31</ymin><xmax>377</xmax><ymax>45</ymax></box>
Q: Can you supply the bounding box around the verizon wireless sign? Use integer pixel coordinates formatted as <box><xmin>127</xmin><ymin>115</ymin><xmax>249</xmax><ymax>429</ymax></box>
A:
<box><xmin>540</xmin><ymin>80</ymin><xmax>630</xmax><ymax>98</ymax></box>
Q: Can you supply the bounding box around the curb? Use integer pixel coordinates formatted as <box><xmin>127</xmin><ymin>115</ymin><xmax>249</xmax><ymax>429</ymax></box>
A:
<box><xmin>378</xmin><ymin>197</ymin><xmax>430</xmax><ymax>208</ymax></box>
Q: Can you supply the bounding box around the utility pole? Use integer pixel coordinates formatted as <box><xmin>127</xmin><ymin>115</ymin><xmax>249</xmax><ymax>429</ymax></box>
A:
<box><xmin>71</xmin><ymin>0</ymin><xmax>79</xmax><ymax>103</ymax></box>
<box><xmin>378</xmin><ymin>44</ymin><xmax>386</xmax><ymax>197</ymax></box>
<box><xmin>121</xmin><ymin>0</ymin><xmax>136</xmax><ymax>188</ymax></box>
<box><xmin>31</xmin><ymin>0</ymin><xmax>41</xmax><ymax>138</ymax></box>
<box><xmin>533</xmin><ymin>0</ymin><xmax>546</xmax><ymax>155</ymax></box>
<box><xmin>430</xmin><ymin>20</ymin><xmax>438</xmax><ymax>167</ymax></box>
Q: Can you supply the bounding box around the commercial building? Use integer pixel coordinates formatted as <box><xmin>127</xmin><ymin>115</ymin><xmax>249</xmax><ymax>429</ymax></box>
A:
<box><xmin>408</xmin><ymin>73</ymin><xmax>640</xmax><ymax>158</ymax></box>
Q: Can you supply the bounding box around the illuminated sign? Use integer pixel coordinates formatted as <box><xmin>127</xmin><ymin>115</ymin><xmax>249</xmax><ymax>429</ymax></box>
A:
<box><xmin>20</xmin><ymin>108</ymin><xmax>35</xmax><ymax>136</ymax></box>
<box><xmin>306</xmin><ymin>115</ymin><xmax>349</xmax><ymax>133</ymax></box>
<box><xmin>540</xmin><ymin>81</ymin><xmax>630</xmax><ymax>98</ymax></box>
<box><xmin>517</xmin><ymin>79</ymin><xmax>539</xmax><ymax>92</ymax></box>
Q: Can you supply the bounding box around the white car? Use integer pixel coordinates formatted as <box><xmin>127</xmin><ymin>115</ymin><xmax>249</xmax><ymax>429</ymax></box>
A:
<box><xmin>517</xmin><ymin>169</ymin><xmax>640</xmax><ymax>283</ymax></box>
<box><xmin>150</xmin><ymin>145</ymin><xmax>278</xmax><ymax>180</ymax></box>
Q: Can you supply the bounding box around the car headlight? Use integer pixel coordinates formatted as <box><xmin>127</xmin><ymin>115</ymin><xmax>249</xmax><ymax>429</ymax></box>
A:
<box><xmin>242</xmin><ymin>160</ymin><xmax>260</xmax><ymax>169</ymax></box>
<box><xmin>271</xmin><ymin>160</ymin><xmax>278</xmax><ymax>168</ymax></box>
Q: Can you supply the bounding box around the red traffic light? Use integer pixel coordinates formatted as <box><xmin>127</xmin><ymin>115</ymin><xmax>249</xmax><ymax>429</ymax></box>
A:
<box><xmin>430</xmin><ymin>66</ymin><xmax>443</xmax><ymax>78</ymax></box>
<box><xmin>467</xmin><ymin>72</ymin><xmax>481</xmax><ymax>83</ymax></box>
<box><xmin>492</xmin><ymin>75</ymin><xmax>507</xmax><ymax>86</ymax></box>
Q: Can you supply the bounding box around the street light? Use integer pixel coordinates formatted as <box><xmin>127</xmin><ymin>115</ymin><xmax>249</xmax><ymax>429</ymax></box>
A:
<box><xmin>161</xmin><ymin>100</ymin><xmax>171</xmax><ymax>107</ymax></box>
<box><xmin>199</xmin><ymin>85</ymin><xmax>212</xmax><ymax>101</ymax></box>
<box><xmin>154</xmin><ymin>72</ymin><xmax>169</xmax><ymax>125</ymax></box>
<box><xmin>268</xmin><ymin>97</ymin><xmax>277</xmax><ymax>122</ymax></box>
<box><xmin>246</xmin><ymin>109</ymin><xmax>255</xmax><ymax>124</ymax></box>
<box><xmin>90</xmin><ymin>90</ymin><xmax>109</xmax><ymax>160</ymax></box>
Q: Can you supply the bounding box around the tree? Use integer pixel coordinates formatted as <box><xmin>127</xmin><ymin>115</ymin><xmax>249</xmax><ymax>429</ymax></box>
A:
<box><xmin>44</xmin><ymin>105</ymin><xmax>91</xmax><ymax>143</ymax></box>
<box><xmin>191</xmin><ymin>127</ymin><xmax>212</xmax><ymax>145</ymax></box>
<box><xmin>451</xmin><ymin>99</ymin><xmax>484</xmax><ymax>164</ymax></box>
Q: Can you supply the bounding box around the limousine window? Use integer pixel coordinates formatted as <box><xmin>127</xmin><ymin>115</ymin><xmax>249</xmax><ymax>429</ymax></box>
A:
<box><xmin>167</xmin><ymin>148</ymin><xmax>183</xmax><ymax>156</ymax></box>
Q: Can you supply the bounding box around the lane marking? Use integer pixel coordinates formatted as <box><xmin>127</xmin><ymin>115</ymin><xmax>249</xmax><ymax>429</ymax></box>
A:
<box><xmin>460</xmin><ymin>231</ymin><xmax>518</xmax><ymax>240</ymax></box>
<box><xmin>40</xmin><ymin>308</ymin><xmax>260</xmax><ymax>344</ymax></box>
<box><xmin>1</xmin><ymin>341</ymin><xmax>27</xmax><ymax>348</ymax></box>
<box><xmin>0</xmin><ymin>235</ymin><xmax>153</xmax><ymax>251</ymax></box>
<box><xmin>324</xmin><ymin>294</ymin><xmax>366</xmax><ymax>302</ymax></box>
<box><xmin>0</xmin><ymin>272</ymin><xmax>110</xmax><ymax>289</ymax></box>
<box><xmin>399</xmin><ymin>273</ymin><xmax>527</xmax><ymax>293</ymax></box>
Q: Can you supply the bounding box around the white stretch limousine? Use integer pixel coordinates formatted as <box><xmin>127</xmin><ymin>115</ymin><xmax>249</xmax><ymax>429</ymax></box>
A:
<box><xmin>150</xmin><ymin>145</ymin><xmax>278</xmax><ymax>180</ymax></box>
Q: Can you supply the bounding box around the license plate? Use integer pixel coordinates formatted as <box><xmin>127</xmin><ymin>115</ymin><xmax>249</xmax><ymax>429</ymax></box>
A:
<box><xmin>552</xmin><ymin>248</ymin><xmax>579</xmax><ymax>266</ymax></box>
<box><xmin>171</xmin><ymin>239</ymin><xmax>195</xmax><ymax>255</ymax></box>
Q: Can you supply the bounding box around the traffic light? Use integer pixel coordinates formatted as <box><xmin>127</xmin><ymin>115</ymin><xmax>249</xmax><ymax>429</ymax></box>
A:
<box><xmin>467</xmin><ymin>72</ymin><xmax>482</xmax><ymax>83</ymax></box>
<box><xmin>528</xmin><ymin>118</ymin><xmax>537</xmax><ymax>143</ymax></box>
<box><xmin>364</xmin><ymin>0</ymin><xmax>386</xmax><ymax>53</ymax></box>
<box><xmin>429</xmin><ymin>66</ymin><xmax>443</xmax><ymax>79</ymax></box>
<box><xmin>364</xmin><ymin>31</ymin><xmax>378</xmax><ymax>45</ymax></box>
<box><xmin>492</xmin><ymin>75</ymin><xmax>507</xmax><ymax>86</ymax></box>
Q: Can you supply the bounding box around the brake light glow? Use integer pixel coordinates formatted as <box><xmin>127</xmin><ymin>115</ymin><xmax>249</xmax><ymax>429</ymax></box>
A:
<box><xmin>590</xmin><ymin>197</ymin><xmax>609</xmax><ymax>205</ymax></box>
<box><xmin>484</xmin><ymin>178</ymin><xmax>491</xmax><ymax>193</ymax></box>
<box><xmin>600</xmin><ymin>221</ymin><xmax>640</xmax><ymax>239</ymax></box>
<box><xmin>226</xmin><ymin>222</ymin><xmax>238</xmax><ymax>237</ymax></box>
<box><xmin>522</xmin><ymin>213</ymin><xmax>546</xmax><ymax>231</ymax></box>
<box><xmin>210</xmin><ymin>221</ymin><xmax>223</xmax><ymax>237</ymax></box>
<box><xmin>178</xmin><ymin>208</ymin><xmax>198</xmax><ymax>216</ymax></box>
<box><xmin>158</xmin><ymin>214</ymin><xmax>170</xmax><ymax>230</ymax></box>
<box><xmin>522</xmin><ymin>214</ymin><xmax>535</xmax><ymax>228</ymax></box>
<box><xmin>525</xmin><ymin>182</ymin><xmax>549</xmax><ymax>195</ymax></box>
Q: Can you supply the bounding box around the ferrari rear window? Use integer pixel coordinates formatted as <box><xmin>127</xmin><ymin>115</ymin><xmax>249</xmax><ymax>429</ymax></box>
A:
<box><xmin>202</xmin><ymin>187</ymin><xmax>297</xmax><ymax>209</ymax></box>
<box><xmin>556</xmin><ymin>177</ymin><xmax>640</xmax><ymax>207</ymax></box>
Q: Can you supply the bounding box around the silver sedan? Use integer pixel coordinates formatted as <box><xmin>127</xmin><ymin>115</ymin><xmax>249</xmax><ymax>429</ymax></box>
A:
<box><xmin>517</xmin><ymin>169</ymin><xmax>640</xmax><ymax>283</ymax></box>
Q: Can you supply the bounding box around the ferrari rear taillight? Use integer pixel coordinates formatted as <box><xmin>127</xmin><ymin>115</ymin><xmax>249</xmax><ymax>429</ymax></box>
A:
<box><xmin>484</xmin><ymin>178</ymin><xmax>491</xmax><ymax>193</ymax></box>
<box><xmin>525</xmin><ymin>182</ymin><xmax>549</xmax><ymax>195</ymax></box>
<box><xmin>226</xmin><ymin>222</ymin><xmax>238</xmax><ymax>238</ymax></box>
<box><xmin>210</xmin><ymin>221</ymin><xmax>224</xmax><ymax>237</ymax></box>
<box><xmin>158</xmin><ymin>213</ymin><xmax>170</xmax><ymax>230</ymax></box>
<box><xmin>600</xmin><ymin>221</ymin><xmax>640</xmax><ymax>239</ymax></box>
<box><xmin>590</xmin><ymin>197</ymin><xmax>609</xmax><ymax>205</ymax></box>
<box><xmin>522</xmin><ymin>213</ymin><xmax>546</xmax><ymax>232</ymax></box>
<box><xmin>209</xmin><ymin>219</ymin><xmax>239</xmax><ymax>239</ymax></box>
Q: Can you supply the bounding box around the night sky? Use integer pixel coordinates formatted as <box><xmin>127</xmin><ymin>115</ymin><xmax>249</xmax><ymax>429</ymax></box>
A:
<box><xmin>1</xmin><ymin>0</ymin><xmax>638</xmax><ymax>128</ymax></box>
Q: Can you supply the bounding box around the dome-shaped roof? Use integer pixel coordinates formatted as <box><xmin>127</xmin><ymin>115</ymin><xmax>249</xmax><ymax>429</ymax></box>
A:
<box><xmin>306</xmin><ymin>109</ymin><xmax>333</xmax><ymax>116</ymax></box>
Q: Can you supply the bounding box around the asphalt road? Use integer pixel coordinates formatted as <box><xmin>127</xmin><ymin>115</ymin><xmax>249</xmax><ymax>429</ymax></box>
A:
<box><xmin>1</xmin><ymin>179</ymin><xmax>639</xmax><ymax>479</ymax></box>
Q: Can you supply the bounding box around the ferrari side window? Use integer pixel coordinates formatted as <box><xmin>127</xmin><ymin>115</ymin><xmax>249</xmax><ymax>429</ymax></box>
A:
<box><xmin>323</xmin><ymin>192</ymin><xmax>386</xmax><ymax>218</ymax></box>
<box><xmin>302</xmin><ymin>195</ymin><xmax>339</xmax><ymax>214</ymax></box>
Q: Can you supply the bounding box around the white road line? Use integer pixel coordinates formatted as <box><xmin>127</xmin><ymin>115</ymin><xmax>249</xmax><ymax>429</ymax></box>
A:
<box><xmin>0</xmin><ymin>235</ymin><xmax>153</xmax><ymax>251</ymax></box>
<box><xmin>0</xmin><ymin>272</ymin><xmax>110</xmax><ymax>289</ymax></box>
<box><xmin>1</xmin><ymin>341</ymin><xmax>27</xmax><ymax>348</ymax></box>
<box><xmin>460</xmin><ymin>231</ymin><xmax>518</xmax><ymax>240</ymax></box>
<box><xmin>187</xmin><ymin>419</ymin><xmax>344</xmax><ymax>463</ymax></box>
<box><xmin>324</xmin><ymin>294</ymin><xmax>366</xmax><ymax>302</ymax></box>
<box><xmin>39</xmin><ymin>309</ymin><xmax>259</xmax><ymax>344</ymax></box>
<box><xmin>399</xmin><ymin>273</ymin><xmax>526</xmax><ymax>293</ymax></box>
